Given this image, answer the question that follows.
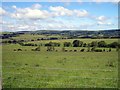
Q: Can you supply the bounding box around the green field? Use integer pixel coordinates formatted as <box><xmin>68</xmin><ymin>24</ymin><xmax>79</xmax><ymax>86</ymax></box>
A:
<box><xmin>2</xmin><ymin>38</ymin><xmax>119</xmax><ymax>88</ymax></box>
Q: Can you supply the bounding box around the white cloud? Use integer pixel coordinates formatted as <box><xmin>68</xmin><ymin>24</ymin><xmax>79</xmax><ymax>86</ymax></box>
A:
<box><xmin>96</xmin><ymin>15</ymin><xmax>108</xmax><ymax>21</ymax></box>
<box><xmin>0</xmin><ymin>7</ymin><xmax>6</xmax><ymax>15</ymax></box>
<box><xmin>2</xmin><ymin>3</ymin><xmax>117</xmax><ymax>31</ymax></box>
<box><xmin>32</xmin><ymin>3</ymin><xmax>42</xmax><ymax>9</ymax></box>
<box><xmin>11</xmin><ymin>5</ymin><xmax>89</xmax><ymax>20</ymax></box>
<box><xmin>73</xmin><ymin>9</ymin><xmax>88</xmax><ymax>17</ymax></box>
<box><xmin>12</xmin><ymin>5</ymin><xmax>17</xmax><ymax>9</ymax></box>
<box><xmin>50</xmin><ymin>6</ymin><xmax>89</xmax><ymax>17</ymax></box>
<box><xmin>97</xmin><ymin>21</ymin><xmax>113</xmax><ymax>25</ymax></box>
<box><xmin>50</xmin><ymin>6</ymin><xmax>73</xmax><ymax>16</ymax></box>
<box><xmin>96</xmin><ymin>15</ymin><xmax>110</xmax><ymax>25</ymax></box>
<box><xmin>11</xmin><ymin>7</ymin><xmax>50</xmax><ymax>19</ymax></box>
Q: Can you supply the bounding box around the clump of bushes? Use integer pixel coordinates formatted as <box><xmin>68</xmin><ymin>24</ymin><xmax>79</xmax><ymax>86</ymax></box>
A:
<box><xmin>45</xmin><ymin>42</ymin><xmax>60</xmax><ymax>47</ymax></box>
<box><xmin>94</xmin><ymin>49</ymin><xmax>102</xmax><ymax>52</ymax></box>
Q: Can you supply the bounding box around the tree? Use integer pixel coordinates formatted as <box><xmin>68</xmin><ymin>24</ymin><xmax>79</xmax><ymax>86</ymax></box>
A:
<box><xmin>64</xmin><ymin>42</ymin><xmax>71</xmax><ymax>47</ymax></box>
<box><xmin>109</xmin><ymin>48</ymin><xmax>111</xmax><ymax>52</ymax></box>
<box><xmin>103</xmin><ymin>49</ymin><xmax>105</xmax><ymax>52</ymax></box>
<box><xmin>46</xmin><ymin>42</ymin><xmax>55</xmax><ymax>51</ymax></box>
<box><xmin>98</xmin><ymin>41</ymin><xmax>107</xmax><ymax>47</ymax></box>
<box><xmin>73</xmin><ymin>40</ymin><xmax>80</xmax><ymax>47</ymax></box>
<box><xmin>54</xmin><ymin>42</ymin><xmax>60</xmax><ymax>47</ymax></box>
<box><xmin>108</xmin><ymin>42</ymin><xmax>119</xmax><ymax>48</ymax></box>
<box><xmin>45</xmin><ymin>42</ymin><xmax>60</xmax><ymax>47</ymax></box>
<box><xmin>72</xmin><ymin>40</ymin><xmax>83</xmax><ymax>47</ymax></box>
<box><xmin>83</xmin><ymin>43</ymin><xmax>87</xmax><ymax>47</ymax></box>
<box><xmin>90</xmin><ymin>41</ymin><xmax>98</xmax><ymax>47</ymax></box>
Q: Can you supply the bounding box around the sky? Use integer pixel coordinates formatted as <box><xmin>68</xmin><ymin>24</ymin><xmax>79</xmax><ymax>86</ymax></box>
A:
<box><xmin>0</xmin><ymin>1</ymin><xmax>119</xmax><ymax>32</ymax></box>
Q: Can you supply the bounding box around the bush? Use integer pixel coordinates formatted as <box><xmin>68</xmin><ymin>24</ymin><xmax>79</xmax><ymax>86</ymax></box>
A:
<box><xmin>108</xmin><ymin>42</ymin><xmax>120</xmax><ymax>48</ymax></box>
<box><xmin>109</xmin><ymin>48</ymin><xmax>111</xmax><ymax>52</ymax></box>
<box><xmin>90</xmin><ymin>41</ymin><xmax>98</xmax><ymax>47</ymax></box>
<box><xmin>45</xmin><ymin>42</ymin><xmax>60</xmax><ymax>47</ymax></box>
<box><xmin>83</xmin><ymin>43</ymin><xmax>87</xmax><ymax>47</ymax></box>
<box><xmin>64</xmin><ymin>42</ymin><xmax>71</xmax><ymax>47</ymax></box>
<box><xmin>98</xmin><ymin>41</ymin><xmax>107</xmax><ymax>47</ymax></box>
<box><xmin>103</xmin><ymin>49</ymin><xmax>105</xmax><ymax>52</ymax></box>
<box><xmin>94</xmin><ymin>49</ymin><xmax>102</xmax><ymax>52</ymax></box>
<box><xmin>80</xmin><ymin>49</ymin><xmax>85</xmax><ymax>52</ymax></box>
<box><xmin>73</xmin><ymin>40</ymin><xmax>83</xmax><ymax>47</ymax></box>
<box><xmin>74</xmin><ymin>50</ymin><xmax>77</xmax><ymax>52</ymax></box>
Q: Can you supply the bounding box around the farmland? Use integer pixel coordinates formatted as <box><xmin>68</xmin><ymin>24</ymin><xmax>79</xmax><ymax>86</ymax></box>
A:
<box><xmin>2</xmin><ymin>33</ymin><xmax>119</xmax><ymax>88</ymax></box>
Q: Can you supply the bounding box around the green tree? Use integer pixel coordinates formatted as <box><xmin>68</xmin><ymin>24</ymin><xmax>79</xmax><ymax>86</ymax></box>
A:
<box><xmin>73</xmin><ymin>40</ymin><xmax>83</xmax><ymax>47</ymax></box>
<box><xmin>90</xmin><ymin>41</ymin><xmax>98</xmax><ymax>47</ymax></box>
<box><xmin>98</xmin><ymin>41</ymin><xmax>107</xmax><ymax>47</ymax></box>
<box><xmin>64</xmin><ymin>42</ymin><xmax>71</xmax><ymax>47</ymax></box>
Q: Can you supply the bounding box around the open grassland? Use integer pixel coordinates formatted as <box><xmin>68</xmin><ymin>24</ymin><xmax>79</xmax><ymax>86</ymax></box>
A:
<box><xmin>2</xmin><ymin>38</ymin><xmax>119</xmax><ymax>88</ymax></box>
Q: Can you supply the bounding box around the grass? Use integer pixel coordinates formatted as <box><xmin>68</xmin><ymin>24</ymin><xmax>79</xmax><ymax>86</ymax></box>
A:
<box><xmin>2</xmin><ymin>41</ymin><xmax>118</xmax><ymax>88</ymax></box>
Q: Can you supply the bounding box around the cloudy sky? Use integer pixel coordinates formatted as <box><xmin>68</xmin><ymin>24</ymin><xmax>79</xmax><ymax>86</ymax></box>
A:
<box><xmin>0</xmin><ymin>1</ymin><xmax>119</xmax><ymax>31</ymax></box>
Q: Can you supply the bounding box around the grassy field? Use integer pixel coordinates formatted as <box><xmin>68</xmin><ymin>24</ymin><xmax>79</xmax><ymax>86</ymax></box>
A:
<box><xmin>2</xmin><ymin>38</ymin><xmax>119</xmax><ymax>88</ymax></box>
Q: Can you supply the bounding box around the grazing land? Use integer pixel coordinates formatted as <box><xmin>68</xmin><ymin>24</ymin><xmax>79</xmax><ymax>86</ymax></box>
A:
<box><xmin>2</xmin><ymin>32</ymin><xmax>119</xmax><ymax>88</ymax></box>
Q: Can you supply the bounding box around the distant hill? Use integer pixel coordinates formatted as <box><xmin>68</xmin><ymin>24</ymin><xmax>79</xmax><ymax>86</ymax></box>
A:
<box><xmin>1</xmin><ymin>29</ymin><xmax>120</xmax><ymax>39</ymax></box>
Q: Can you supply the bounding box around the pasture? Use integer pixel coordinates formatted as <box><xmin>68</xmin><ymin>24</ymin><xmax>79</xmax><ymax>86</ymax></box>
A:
<box><xmin>2</xmin><ymin>38</ymin><xmax>119</xmax><ymax>88</ymax></box>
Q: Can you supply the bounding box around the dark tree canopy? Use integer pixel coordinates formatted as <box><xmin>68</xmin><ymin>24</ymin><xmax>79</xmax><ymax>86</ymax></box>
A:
<box><xmin>90</xmin><ymin>41</ymin><xmax>98</xmax><ymax>47</ymax></box>
<box><xmin>98</xmin><ymin>41</ymin><xmax>107</xmax><ymax>47</ymax></box>
<box><xmin>108</xmin><ymin>42</ymin><xmax>120</xmax><ymax>48</ymax></box>
<box><xmin>64</xmin><ymin>42</ymin><xmax>71</xmax><ymax>47</ymax></box>
<box><xmin>72</xmin><ymin>40</ymin><xmax>83</xmax><ymax>47</ymax></box>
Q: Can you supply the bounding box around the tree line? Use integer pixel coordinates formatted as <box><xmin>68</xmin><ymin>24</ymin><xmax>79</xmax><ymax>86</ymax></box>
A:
<box><xmin>45</xmin><ymin>40</ymin><xmax>120</xmax><ymax>48</ymax></box>
<box><xmin>3</xmin><ymin>39</ymin><xmax>120</xmax><ymax>49</ymax></box>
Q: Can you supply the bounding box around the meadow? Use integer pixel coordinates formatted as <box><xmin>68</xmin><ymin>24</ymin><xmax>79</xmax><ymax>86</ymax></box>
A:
<box><xmin>2</xmin><ymin>37</ymin><xmax>119</xmax><ymax>88</ymax></box>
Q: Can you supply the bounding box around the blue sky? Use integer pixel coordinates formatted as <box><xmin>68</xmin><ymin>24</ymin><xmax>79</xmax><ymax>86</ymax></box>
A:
<box><xmin>0</xmin><ymin>2</ymin><xmax>118</xmax><ymax>31</ymax></box>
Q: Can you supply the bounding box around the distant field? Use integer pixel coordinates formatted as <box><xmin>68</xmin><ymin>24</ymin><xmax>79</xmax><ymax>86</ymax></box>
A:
<box><xmin>2</xmin><ymin>38</ymin><xmax>119</xmax><ymax>88</ymax></box>
<box><xmin>11</xmin><ymin>34</ymin><xmax>62</xmax><ymax>40</ymax></box>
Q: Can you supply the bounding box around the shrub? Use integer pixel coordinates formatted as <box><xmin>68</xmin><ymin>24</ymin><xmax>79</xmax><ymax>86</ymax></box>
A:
<box><xmin>73</xmin><ymin>40</ymin><xmax>83</xmax><ymax>47</ymax></box>
<box><xmin>17</xmin><ymin>49</ymin><xmax>22</xmax><ymax>51</ymax></box>
<box><xmin>63</xmin><ymin>42</ymin><xmax>71</xmax><ymax>47</ymax></box>
<box><xmin>103</xmin><ymin>49</ymin><xmax>105</xmax><ymax>52</ymax></box>
<box><xmin>74</xmin><ymin>50</ymin><xmax>77</xmax><ymax>52</ymax></box>
<box><xmin>94</xmin><ymin>49</ymin><xmax>102</xmax><ymax>52</ymax></box>
<box><xmin>108</xmin><ymin>42</ymin><xmax>120</xmax><ymax>48</ymax></box>
<box><xmin>98</xmin><ymin>41</ymin><xmax>107</xmax><ymax>47</ymax></box>
<box><xmin>80</xmin><ymin>49</ymin><xmax>85</xmax><ymax>52</ymax></box>
<box><xmin>109</xmin><ymin>48</ymin><xmax>111</xmax><ymax>52</ymax></box>
<box><xmin>90</xmin><ymin>41</ymin><xmax>98</xmax><ymax>47</ymax></box>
